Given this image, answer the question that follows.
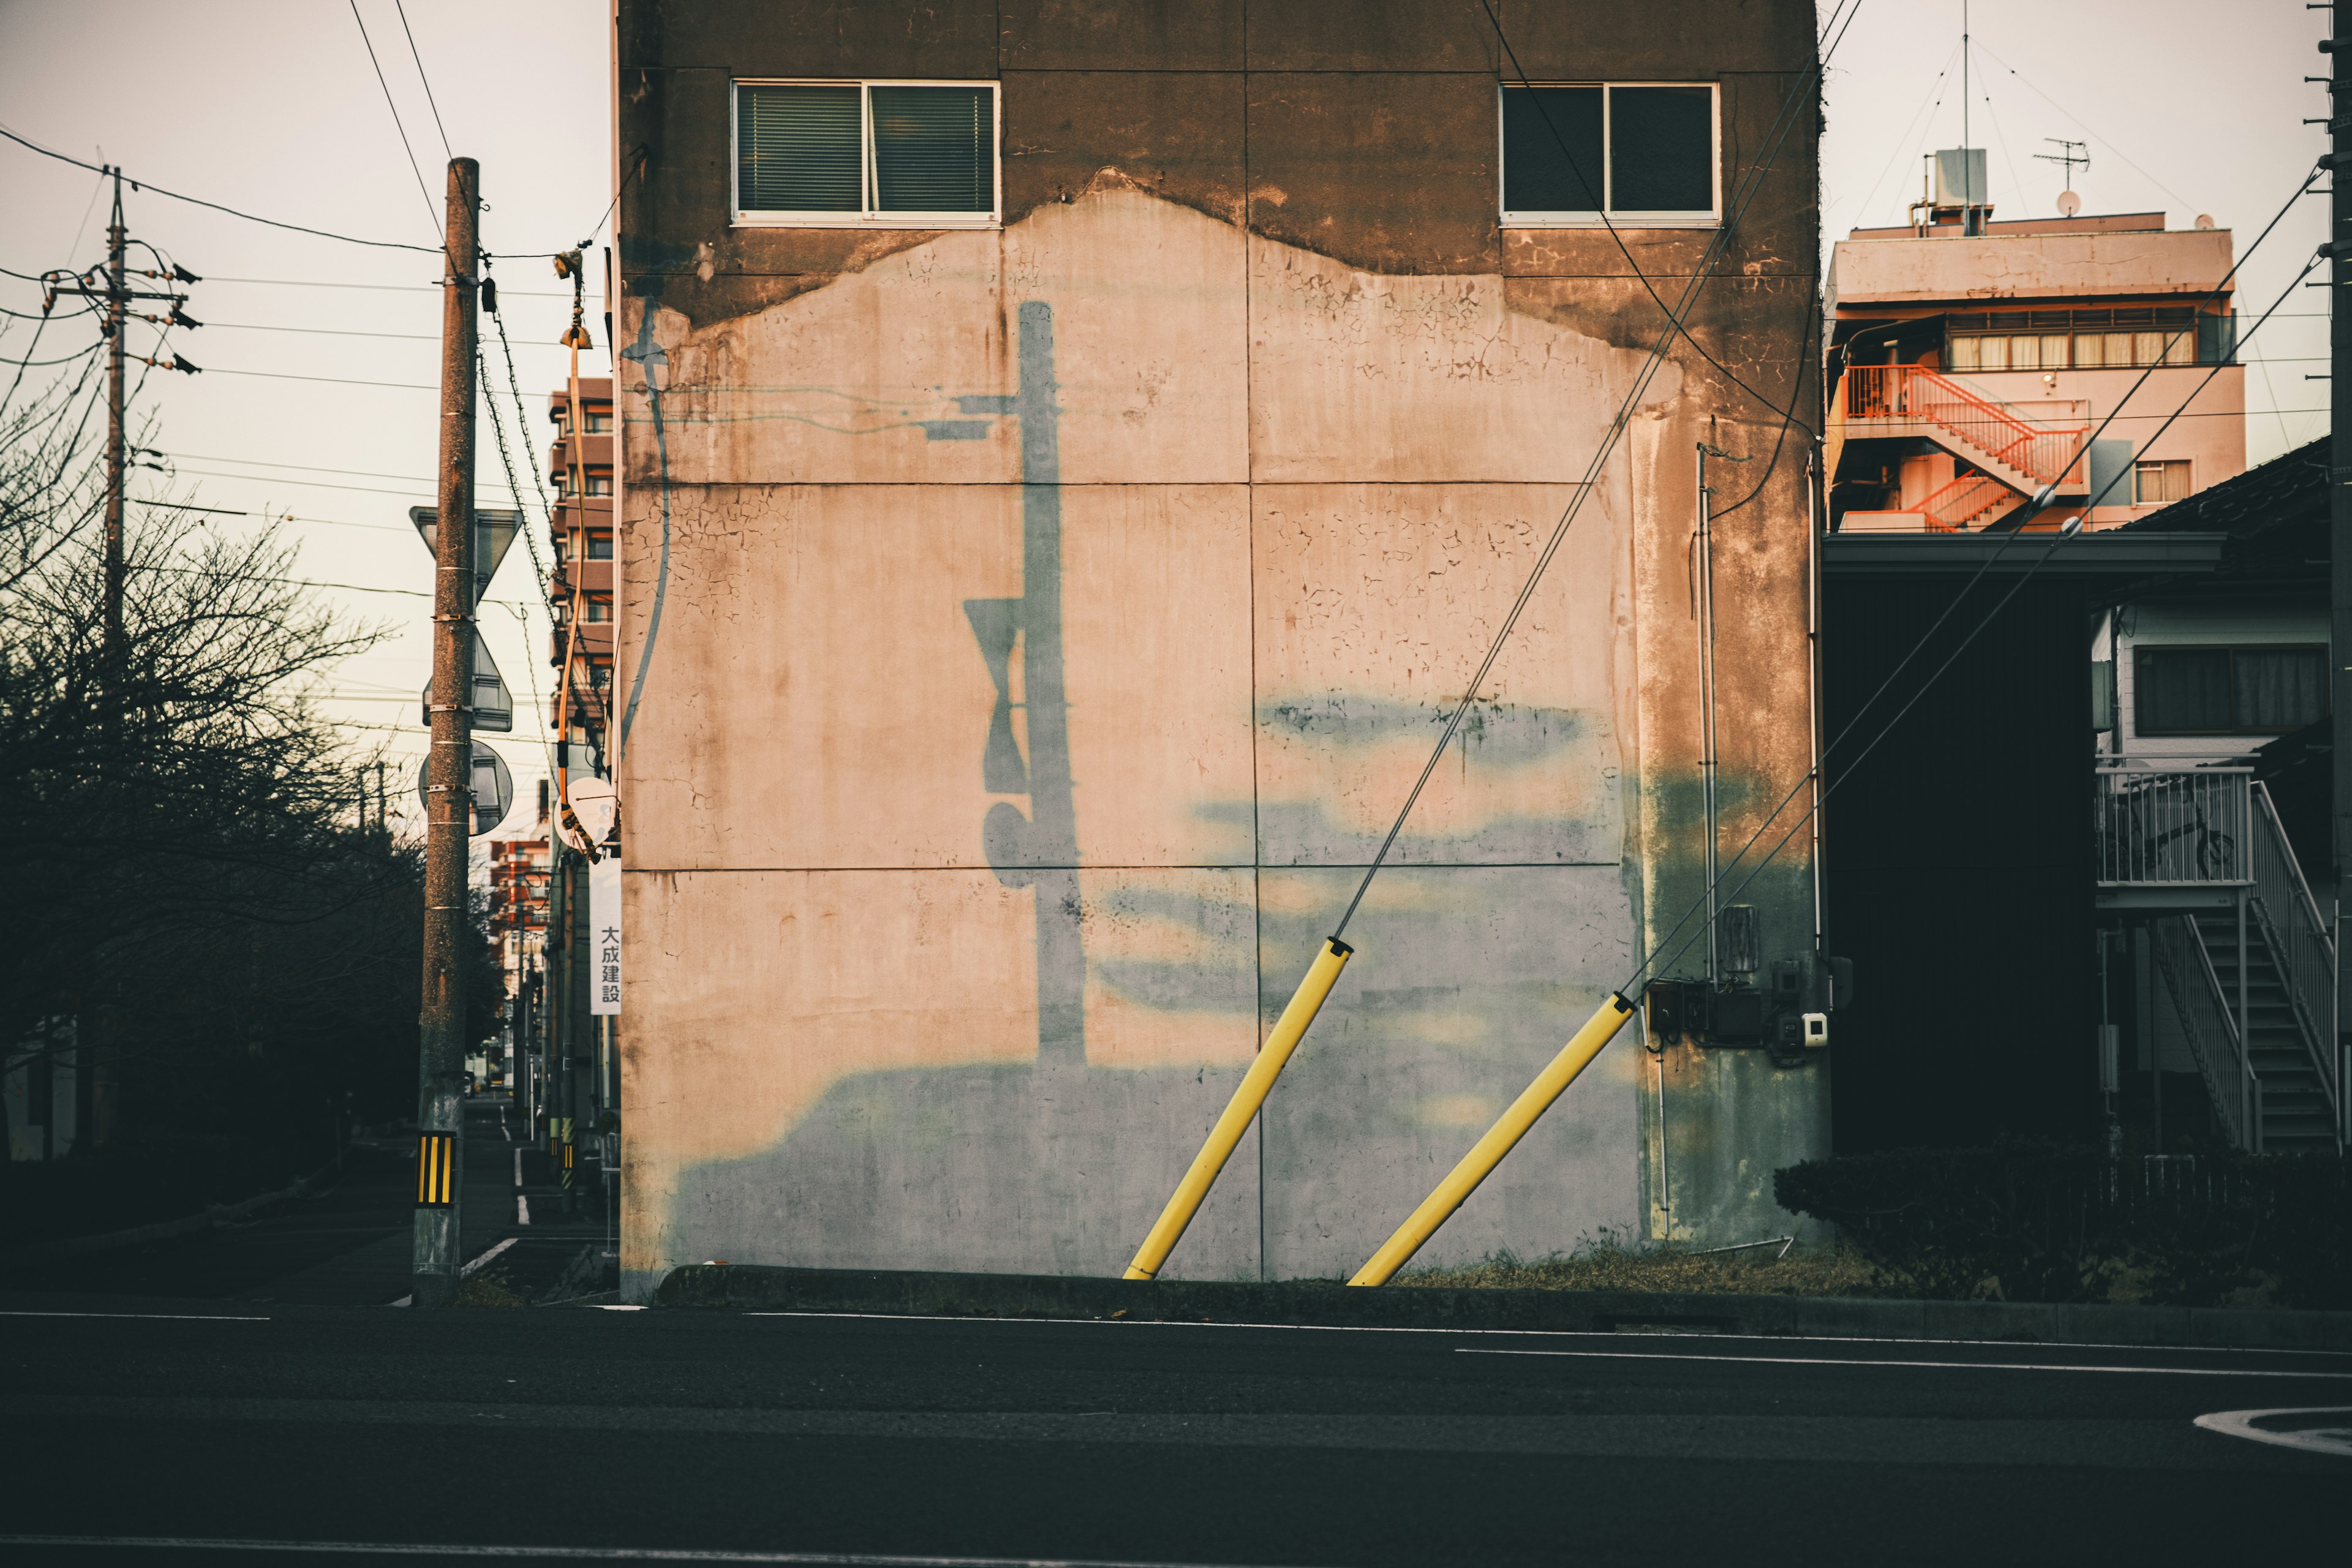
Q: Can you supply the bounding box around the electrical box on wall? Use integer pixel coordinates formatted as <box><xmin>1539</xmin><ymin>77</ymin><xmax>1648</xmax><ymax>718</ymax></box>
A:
<box><xmin>1646</xmin><ymin>954</ymin><xmax>1853</xmax><ymax>1064</ymax></box>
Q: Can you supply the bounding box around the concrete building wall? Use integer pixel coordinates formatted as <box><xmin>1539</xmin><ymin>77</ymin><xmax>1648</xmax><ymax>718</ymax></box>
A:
<box><xmin>611</xmin><ymin>0</ymin><xmax>1826</xmax><ymax>1295</ymax></box>
<box><xmin>1827</xmin><ymin>228</ymin><xmax>2233</xmax><ymax>309</ymax></box>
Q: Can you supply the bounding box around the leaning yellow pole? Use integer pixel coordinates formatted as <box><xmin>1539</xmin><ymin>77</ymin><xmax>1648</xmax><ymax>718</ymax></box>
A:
<box><xmin>1125</xmin><ymin>938</ymin><xmax>1353</xmax><ymax>1280</ymax></box>
<box><xmin>1349</xmin><ymin>991</ymin><xmax>1636</xmax><ymax>1287</ymax></box>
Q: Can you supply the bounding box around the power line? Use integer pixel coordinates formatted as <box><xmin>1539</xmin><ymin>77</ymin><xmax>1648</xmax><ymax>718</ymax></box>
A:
<box><xmin>197</xmin><ymin>366</ymin><xmax>437</xmax><ymax>391</ymax></box>
<box><xmin>197</xmin><ymin>276</ymin><xmax>575</xmax><ymax>297</ymax></box>
<box><xmin>0</xmin><ymin>123</ymin><xmax>440</xmax><ymax>254</ymax></box>
<box><xmin>392</xmin><ymin>0</ymin><xmax>454</xmax><ymax>164</ymax></box>
<box><xmin>1970</xmin><ymin>40</ymin><xmax>2201</xmax><ymax>216</ymax></box>
<box><xmin>1843</xmin><ymin>40</ymin><xmax>1962</xmax><ymax>230</ymax></box>
<box><xmin>1643</xmin><ymin>261</ymin><xmax>2312</xmax><ymax>992</ymax></box>
<box><xmin>347</xmin><ymin>0</ymin><xmax>443</xmax><ymax>240</ymax></box>
<box><xmin>1621</xmin><ymin>166</ymin><xmax>2324</xmax><ymax>997</ymax></box>
<box><xmin>0</xmin><ymin>341</ymin><xmax>99</xmax><ymax>369</ymax></box>
<box><xmin>1481</xmin><ymin>0</ymin><xmax>1821</xmax><ymax>432</ymax></box>
<box><xmin>160</xmin><ymin>450</ymin><xmax>528</xmax><ymax>486</ymax></box>
<box><xmin>162</xmin><ymin>466</ymin><xmax>524</xmax><ymax>500</ymax></box>
<box><xmin>1329</xmin><ymin>0</ymin><xmax>1863</xmax><ymax>943</ymax></box>
<box><xmin>193</xmin><ymin>319</ymin><xmax>570</xmax><ymax>344</ymax></box>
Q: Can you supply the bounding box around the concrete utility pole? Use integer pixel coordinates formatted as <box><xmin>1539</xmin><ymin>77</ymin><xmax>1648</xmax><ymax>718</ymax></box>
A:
<box><xmin>2333</xmin><ymin>17</ymin><xmax>2352</xmax><ymax>1153</ymax></box>
<box><xmin>414</xmin><ymin>157</ymin><xmax>480</xmax><ymax>1306</ymax></box>
<box><xmin>103</xmin><ymin>167</ymin><xmax>126</xmax><ymax>656</ymax></box>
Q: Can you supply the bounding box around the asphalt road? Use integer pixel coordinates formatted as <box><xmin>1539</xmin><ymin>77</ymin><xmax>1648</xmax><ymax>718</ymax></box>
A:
<box><xmin>1</xmin><ymin>1293</ymin><xmax>2346</xmax><ymax>1566</ymax></box>
<box><xmin>0</xmin><ymin>1097</ymin><xmax>608</xmax><ymax>1306</ymax></box>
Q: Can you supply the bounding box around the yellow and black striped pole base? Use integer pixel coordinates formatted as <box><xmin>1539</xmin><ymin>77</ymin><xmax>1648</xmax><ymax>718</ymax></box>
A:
<box><xmin>416</xmin><ymin>1131</ymin><xmax>458</xmax><ymax>1207</ymax></box>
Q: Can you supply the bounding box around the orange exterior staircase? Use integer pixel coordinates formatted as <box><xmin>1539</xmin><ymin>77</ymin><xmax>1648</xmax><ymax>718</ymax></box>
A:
<box><xmin>1840</xmin><ymin>365</ymin><xmax>2089</xmax><ymax>527</ymax></box>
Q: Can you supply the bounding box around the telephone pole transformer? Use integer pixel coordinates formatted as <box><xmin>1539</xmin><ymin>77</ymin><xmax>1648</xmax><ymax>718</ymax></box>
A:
<box><xmin>414</xmin><ymin>157</ymin><xmax>481</xmax><ymax>1306</ymax></box>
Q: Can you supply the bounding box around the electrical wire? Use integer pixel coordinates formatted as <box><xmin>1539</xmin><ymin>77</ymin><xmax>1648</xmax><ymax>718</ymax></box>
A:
<box><xmin>162</xmin><ymin>466</ymin><xmax>524</xmax><ymax>500</ymax></box>
<box><xmin>0</xmin><ymin>123</ymin><xmax>440</xmax><ymax>254</ymax></box>
<box><xmin>1970</xmin><ymin>41</ymin><xmax>2200</xmax><ymax>217</ymax></box>
<box><xmin>1481</xmin><ymin>0</ymin><xmax>1827</xmax><ymax>432</ymax></box>
<box><xmin>196</xmin><ymin>366</ymin><xmax>437</xmax><ymax>391</ymax></box>
<box><xmin>480</xmin><ymin>355</ymin><xmax>560</xmax><ymax>783</ymax></box>
<box><xmin>1618</xmin><ymin>167</ymin><xmax>2324</xmax><ymax>996</ymax></box>
<box><xmin>199</xmin><ymin>276</ymin><xmax>574</xmax><ymax>297</ymax></box>
<box><xmin>1842</xmin><ymin>40</ymin><xmax>1961</xmax><ymax>231</ymax></box>
<box><xmin>0</xmin><ymin>341</ymin><xmax>100</xmax><ymax>369</ymax></box>
<box><xmin>1639</xmin><ymin>259</ymin><xmax>2314</xmax><ymax>993</ymax></box>
<box><xmin>1327</xmin><ymin>1</ymin><xmax>1863</xmax><ymax>944</ymax></box>
<box><xmin>348</xmin><ymin>0</ymin><xmax>444</xmax><ymax>239</ymax></box>
<box><xmin>1708</xmin><ymin>289</ymin><xmax>1821</xmax><ymax>522</ymax></box>
<box><xmin>392</xmin><ymin>0</ymin><xmax>454</xmax><ymax>164</ymax></box>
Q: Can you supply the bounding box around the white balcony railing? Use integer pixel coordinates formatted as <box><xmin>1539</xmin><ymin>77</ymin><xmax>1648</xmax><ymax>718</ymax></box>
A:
<box><xmin>2094</xmin><ymin>766</ymin><xmax>2252</xmax><ymax>888</ymax></box>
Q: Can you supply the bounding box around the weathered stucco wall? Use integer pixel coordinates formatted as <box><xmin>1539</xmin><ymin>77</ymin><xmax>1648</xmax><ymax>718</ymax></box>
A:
<box><xmin>612</xmin><ymin>0</ymin><xmax>1825</xmax><ymax>1294</ymax></box>
<box><xmin>1828</xmin><ymin>228</ymin><xmax>2235</xmax><ymax>307</ymax></box>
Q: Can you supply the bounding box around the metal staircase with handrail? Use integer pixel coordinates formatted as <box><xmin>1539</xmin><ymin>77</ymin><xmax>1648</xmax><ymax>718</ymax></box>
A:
<box><xmin>2096</xmin><ymin>765</ymin><xmax>2342</xmax><ymax>1153</ymax></box>
<box><xmin>1838</xmin><ymin>364</ymin><xmax>2090</xmax><ymax>530</ymax></box>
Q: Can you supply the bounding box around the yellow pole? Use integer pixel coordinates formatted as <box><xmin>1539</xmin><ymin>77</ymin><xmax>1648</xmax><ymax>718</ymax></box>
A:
<box><xmin>1348</xmin><ymin>990</ymin><xmax>1635</xmax><ymax>1287</ymax></box>
<box><xmin>1125</xmin><ymin>938</ymin><xmax>1353</xmax><ymax>1280</ymax></box>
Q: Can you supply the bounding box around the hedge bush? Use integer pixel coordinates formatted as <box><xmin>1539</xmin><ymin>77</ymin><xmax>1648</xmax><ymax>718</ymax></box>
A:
<box><xmin>1774</xmin><ymin>1143</ymin><xmax>2351</xmax><ymax>1309</ymax></box>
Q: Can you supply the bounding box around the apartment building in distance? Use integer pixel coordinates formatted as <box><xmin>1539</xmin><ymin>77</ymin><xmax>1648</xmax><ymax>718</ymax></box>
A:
<box><xmin>1826</xmin><ymin>151</ymin><xmax>2244</xmax><ymax>533</ymax></box>
<box><xmin>549</xmin><ymin>377</ymin><xmax>616</xmax><ymax>769</ymax></box>
<box><xmin>610</xmin><ymin>0</ymin><xmax>1833</xmax><ymax>1295</ymax></box>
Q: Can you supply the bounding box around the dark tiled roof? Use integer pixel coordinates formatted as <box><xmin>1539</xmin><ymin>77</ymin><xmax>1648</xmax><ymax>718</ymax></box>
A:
<box><xmin>2121</xmin><ymin>437</ymin><xmax>2324</xmax><ymax>539</ymax></box>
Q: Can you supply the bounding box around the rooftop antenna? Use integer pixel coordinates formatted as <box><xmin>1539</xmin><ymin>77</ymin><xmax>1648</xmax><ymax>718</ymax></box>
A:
<box><xmin>1961</xmin><ymin>2</ymin><xmax>1975</xmax><ymax>234</ymax></box>
<box><xmin>2035</xmin><ymin>138</ymin><xmax>2090</xmax><ymax>216</ymax></box>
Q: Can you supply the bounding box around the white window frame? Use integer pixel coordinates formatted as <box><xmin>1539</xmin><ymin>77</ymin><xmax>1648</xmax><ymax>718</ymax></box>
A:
<box><xmin>1498</xmin><ymin>82</ymin><xmax>1721</xmax><ymax>230</ymax></box>
<box><xmin>732</xmin><ymin>78</ymin><xmax>1002</xmax><ymax>230</ymax></box>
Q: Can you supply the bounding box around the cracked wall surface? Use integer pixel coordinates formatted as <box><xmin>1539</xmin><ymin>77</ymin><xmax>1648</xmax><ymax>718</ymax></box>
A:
<box><xmin>612</xmin><ymin>0</ymin><xmax>1825</xmax><ymax>1293</ymax></box>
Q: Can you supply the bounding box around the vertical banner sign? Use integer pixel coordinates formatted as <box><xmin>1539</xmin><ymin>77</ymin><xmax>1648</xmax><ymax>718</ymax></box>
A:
<box><xmin>589</xmin><ymin>855</ymin><xmax>622</xmax><ymax>1016</ymax></box>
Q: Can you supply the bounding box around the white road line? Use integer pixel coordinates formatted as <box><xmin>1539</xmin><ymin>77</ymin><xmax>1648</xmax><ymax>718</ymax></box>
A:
<box><xmin>462</xmin><ymin>1236</ymin><xmax>522</xmax><ymax>1280</ymax></box>
<box><xmin>513</xmin><ymin>1149</ymin><xmax>524</xmax><ymax>1186</ymax></box>
<box><xmin>0</xmin><ymin>1310</ymin><xmax>269</xmax><ymax>1322</ymax></box>
<box><xmin>2195</xmin><ymin>1406</ymin><xmax>2352</xmax><ymax>1456</ymax></box>
<box><xmin>517</xmin><ymin>1194</ymin><xmax>531</xmax><ymax>1225</ymax></box>
<box><xmin>0</xmin><ymin>1534</ymin><xmax>1267</xmax><ymax>1566</ymax></box>
<box><xmin>735</xmin><ymin>1310</ymin><xmax>2352</xmax><ymax>1359</ymax></box>
<box><xmin>1457</xmin><ymin>1347</ymin><xmax>2352</xmax><ymax>1379</ymax></box>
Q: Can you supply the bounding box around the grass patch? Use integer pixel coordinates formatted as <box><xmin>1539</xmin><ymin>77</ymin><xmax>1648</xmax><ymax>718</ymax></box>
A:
<box><xmin>454</xmin><ymin>1268</ymin><xmax>529</xmax><ymax>1308</ymax></box>
<box><xmin>1397</xmin><ymin>1228</ymin><xmax>1897</xmax><ymax>1298</ymax></box>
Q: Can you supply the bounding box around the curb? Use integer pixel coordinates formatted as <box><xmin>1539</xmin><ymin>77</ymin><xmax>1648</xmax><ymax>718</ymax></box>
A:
<box><xmin>0</xmin><ymin>1156</ymin><xmax>344</xmax><ymax>1267</ymax></box>
<box><xmin>650</xmin><ymin>1264</ymin><xmax>2352</xmax><ymax>1352</ymax></box>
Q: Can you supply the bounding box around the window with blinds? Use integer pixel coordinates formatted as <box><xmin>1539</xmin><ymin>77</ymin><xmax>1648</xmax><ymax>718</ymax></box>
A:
<box><xmin>1500</xmin><ymin>83</ymin><xmax>1719</xmax><ymax>227</ymax></box>
<box><xmin>734</xmin><ymin>81</ymin><xmax>998</xmax><ymax>224</ymax></box>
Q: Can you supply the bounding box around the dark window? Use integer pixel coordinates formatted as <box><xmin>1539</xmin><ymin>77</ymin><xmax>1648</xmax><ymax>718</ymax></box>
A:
<box><xmin>1610</xmin><ymin>87</ymin><xmax>1714</xmax><ymax>212</ymax></box>
<box><xmin>1501</xmin><ymin>83</ymin><xmax>1715</xmax><ymax>223</ymax></box>
<box><xmin>2135</xmin><ymin>645</ymin><xmax>2328</xmax><ymax>735</ymax></box>
<box><xmin>1501</xmin><ymin>88</ymin><xmax>1603</xmax><ymax>213</ymax></box>
<box><xmin>737</xmin><ymin>85</ymin><xmax>861</xmax><ymax>213</ymax></box>
<box><xmin>737</xmin><ymin>82</ymin><xmax>995</xmax><ymax>220</ymax></box>
<box><xmin>870</xmin><ymin>86</ymin><xmax>993</xmax><ymax>214</ymax></box>
<box><xmin>586</xmin><ymin>536</ymin><xmax>614</xmax><ymax>560</ymax></box>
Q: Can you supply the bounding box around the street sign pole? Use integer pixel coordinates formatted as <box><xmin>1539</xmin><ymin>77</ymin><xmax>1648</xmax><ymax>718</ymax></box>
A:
<box><xmin>415</xmin><ymin>157</ymin><xmax>480</xmax><ymax>1307</ymax></box>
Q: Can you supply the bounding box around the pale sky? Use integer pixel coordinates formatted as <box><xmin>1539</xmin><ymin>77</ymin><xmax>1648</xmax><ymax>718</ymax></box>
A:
<box><xmin>0</xmin><ymin>1</ymin><xmax>2329</xmax><ymax>845</ymax></box>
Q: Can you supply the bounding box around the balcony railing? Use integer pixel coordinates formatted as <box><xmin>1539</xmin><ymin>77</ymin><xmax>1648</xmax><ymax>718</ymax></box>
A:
<box><xmin>2094</xmin><ymin>766</ymin><xmax>2251</xmax><ymax>888</ymax></box>
<box><xmin>2150</xmin><ymin>914</ymin><xmax>2258</xmax><ymax>1152</ymax></box>
<box><xmin>1843</xmin><ymin>364</ymin><xmax>2087</xmax><ymax>488</ymax></box>
<box><xmin>2248</xmin><ymin>781</ymin><xmax>2341</xmax><ymax>1139</ymax></box>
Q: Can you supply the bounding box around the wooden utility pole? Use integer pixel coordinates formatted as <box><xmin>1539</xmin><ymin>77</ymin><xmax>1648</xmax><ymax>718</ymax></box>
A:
<box><xmin>414</xmin><ymin>157</ymin><xmax>480</xmax><ymax>1306</ymax></box>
